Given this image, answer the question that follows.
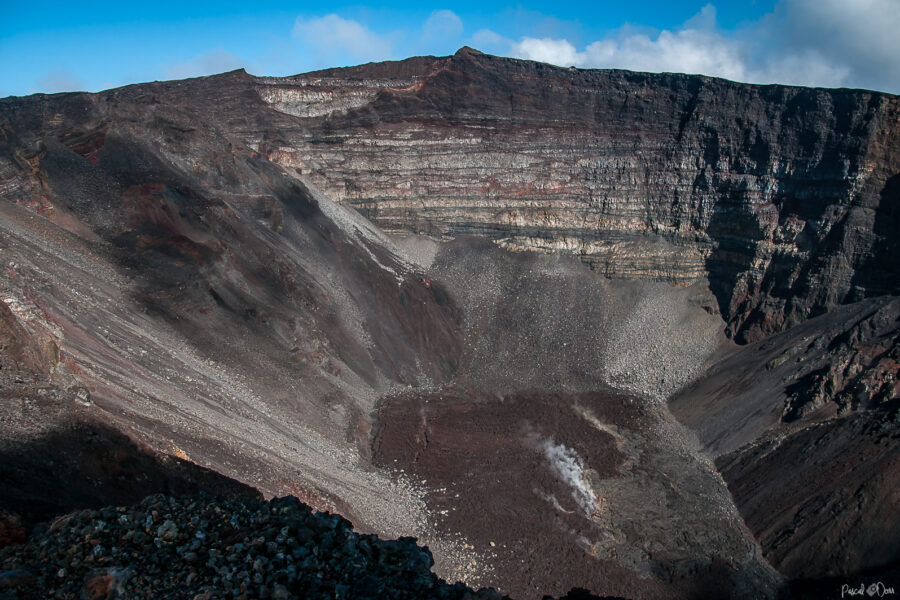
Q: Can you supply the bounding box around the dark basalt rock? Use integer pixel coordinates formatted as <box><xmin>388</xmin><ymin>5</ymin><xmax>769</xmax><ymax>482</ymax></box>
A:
<box><xmin>0</xmin><ymin>494</ymin><xmax>508</xmax><ymax>600</ymax></box>
<box><xmin>671</xmin><ymin>296</ymin><xmax>900</xmax><ymax>583</ymax></box>
<box><xmin>717</xmin><ymin>402</ymin><xmax>900</xmax><ymax>582</ymax></box>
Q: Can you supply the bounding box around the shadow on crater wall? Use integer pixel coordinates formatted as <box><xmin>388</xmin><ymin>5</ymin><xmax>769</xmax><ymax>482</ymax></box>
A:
<box><xmin>0</xmin><ymin>422</ymin><xmax>261</xmax><ymax>535</ymax></box>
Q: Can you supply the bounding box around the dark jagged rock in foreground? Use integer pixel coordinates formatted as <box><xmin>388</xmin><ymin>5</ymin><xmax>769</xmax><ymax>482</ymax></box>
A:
<box><xmin>1</xmin><ymin>48</ymin><xmax>898</xmax><ymax>599</ymax></box>
<box><xmin>0</xmin><ymin>494</ymin><xmax>505</xmax><ymax>600</ymax></box>
<box><xmin>0</xmin><ymin>494</ymin><xmax>628</xmax><ymax>600</ymax></box>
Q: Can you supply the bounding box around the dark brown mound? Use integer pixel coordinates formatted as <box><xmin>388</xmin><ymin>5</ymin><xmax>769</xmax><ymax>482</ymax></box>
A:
<box><xmin>373</xmin><ymin>388</ymin><xmax>742</xmax><ymax>600</ymax></box>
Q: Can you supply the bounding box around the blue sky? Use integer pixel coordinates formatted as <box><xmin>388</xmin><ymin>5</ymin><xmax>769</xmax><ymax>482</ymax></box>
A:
<box><xmin>2</xmin><ymin>0</ymin><xmax>898</xmax><ymax>98</ymax></box>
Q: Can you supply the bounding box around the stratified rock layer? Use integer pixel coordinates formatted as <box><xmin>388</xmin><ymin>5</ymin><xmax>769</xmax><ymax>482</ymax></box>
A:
<box><xmin>4</xmin><ymin>49</ymin><xmax>899</xmax><ymax>344</ymax></box>
<box><xmin>255</xmin><ymin>48</ymin><xmax>900</xmax><ymax>342</ymax></box>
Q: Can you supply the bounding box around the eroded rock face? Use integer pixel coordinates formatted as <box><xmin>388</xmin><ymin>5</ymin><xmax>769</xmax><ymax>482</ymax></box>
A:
<box><xmin>671</xmin><ymin>297</ymin><xmax>900</xmax><ymax>581</ymax></box>
<box><xmin>717</xmin><ymin>405</ymin><xmax>900</xmax><ymax>581</ymax></box>
<box><xmin>255</xmin><ymin>48</ymin><xmax>900</xmax><ymax>343</ymax></box>
<box><xmin>4</xmin><ymin>50</ymin><xmax>898</xmax><ymax>347</ymax></box>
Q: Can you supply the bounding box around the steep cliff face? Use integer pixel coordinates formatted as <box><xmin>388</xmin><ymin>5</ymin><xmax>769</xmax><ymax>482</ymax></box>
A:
<box><xmin>5</xmin><ymin>50</ymin><xmax>896</xmax><ymax>344</ymax></box>
<box><xmin>671</xmin><ymin>298</ymin><xmax>900</xmax><ymax>580</ymax></box>
<box><xmin>256</xmin><ymin>47</ymin><xmax>900</xmax><ymax>343</ymax></box>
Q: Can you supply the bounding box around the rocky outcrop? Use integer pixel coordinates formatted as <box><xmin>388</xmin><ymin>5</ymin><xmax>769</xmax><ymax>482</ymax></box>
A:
<box><xmin>781</xmin><ymin>298</ymin><xmax>900</xmax><ymax>421</ymax></box>
<box><xmin>253</xmin><ymin>47</ymin><xmax>900</xmax><ymax>342</ymax></box>
<box><xmin>717</xmin><ymin>404</ymin><xmax>900</xmax><ymax>582</ymax></box>
<box><xmin>0</xmin><ymin>285</ymin><xmax>62</xmax><ymax>377</ymax></box>
<box><xmin>0</xmin><ymin>494</ymin><xmax>506</xmax><ymax>600</ymax></box>
<box><xmin>670</xmin><ymin>296</ymin><xmax>900</xmax><ymax>456</ymax></box>
<box><xmin>670</xmin><ymin>296</ymin><xmax>900</xmax><ymax>580</ymax></box>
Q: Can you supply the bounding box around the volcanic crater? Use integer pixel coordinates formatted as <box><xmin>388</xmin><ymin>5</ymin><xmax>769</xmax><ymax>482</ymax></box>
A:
<box><xmin>1</xmin><ymin>48</ymin><xmax>898</xmax><ymax>599</ymax></box>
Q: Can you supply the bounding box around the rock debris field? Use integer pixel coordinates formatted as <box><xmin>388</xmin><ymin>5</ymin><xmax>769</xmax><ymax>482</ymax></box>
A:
<box><xmin>0</xmin><ymin>494</ymin><xmax>510</xmax><ymax>600</ymax></box>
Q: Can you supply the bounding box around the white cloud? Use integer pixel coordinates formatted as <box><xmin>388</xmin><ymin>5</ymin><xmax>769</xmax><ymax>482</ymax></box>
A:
<box><xmin>293</xmin><ymin>14</ymin><xmax>393</xmax><ymax>65</ymax></box>
<box><xmin>511</xmin><ymin>5</ymin><xmax>747</xmax><ymax>81</ymax></box>
<box><xmin>165</xmin><ymin>49</ymin><xmax>246</xmax><ymax>80</ymax></box>
<box><xmin>513</xmin><ymin>37</ymin><xmax>582</xmax><ymax>67</ymax></box>
<box><xmin>504</xmin><ymin>0</ymin><xmax>900</xmax><ymax>94</ymax></box>
<box><xmin>589</xmin><ymin>29</ymin><xmax>748</xmax><ymax>81</ymax></box>
<box><xmin>469</xmin><ymin>29</ymin><xmax>512</xmax><ymax>56</ymax></box>
<box><xmin>422</xmin><ymin>10</ymin><xmax>463</xmax><ymax>42</ymax></box>
<box><xmin>471</xmin><ymin>29</ymin><xmax>508</xmax><ymax>47</ymax></box>
<box><xmin>33</xmin><ymin>69</ymin><xmax>87</xmax><ymax>94</ymax></box>
<box><xmin>774</xmin><ymin>0</ymin><xmax>900</xmax><ymax>91</ymax></box>
<box><xmin>683</xmin><ymin>3</ymin><xmax>718</xmax><ymax>31</ymax></box>
<box><xmin>750</xmin><ymin>49</ymin><xmax>850</xmax><ymax>90</ymax></box>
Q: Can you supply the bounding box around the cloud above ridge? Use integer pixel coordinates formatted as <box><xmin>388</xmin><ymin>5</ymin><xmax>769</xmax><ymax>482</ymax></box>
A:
<box><xmin>422</xmin><ymin>9</ymin><xmax>464</xmax><ymax>43</ymax></box>
<box><xmin>293</xmin><ymin>14</ymin><xmax>395</xmax><ymax>66</ymax></box>
<box><xmin>165</xmin><ymin>49</ymin><xmax>246</xmax><ymax>80</ymax></box>
<box><xmin>32</xmin><ymin>69</ymin><xmax>87</xmax><ymax>94</ymax></box>
<box><xmin>501</xmin><ymin>0</ymin><xmax>899</xmax><ymax>93</ymax></box>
